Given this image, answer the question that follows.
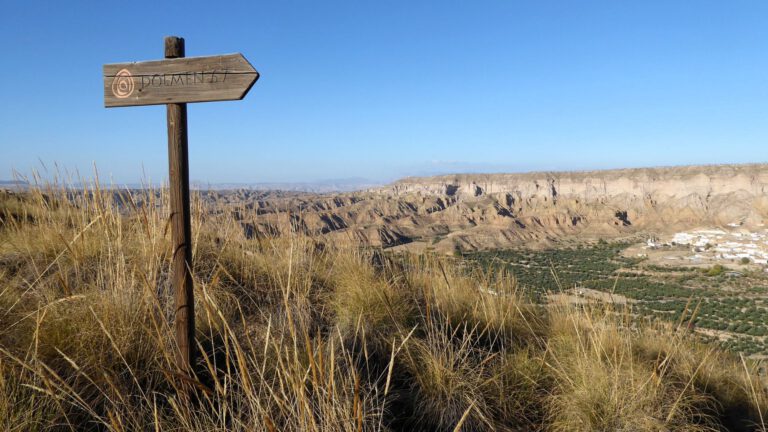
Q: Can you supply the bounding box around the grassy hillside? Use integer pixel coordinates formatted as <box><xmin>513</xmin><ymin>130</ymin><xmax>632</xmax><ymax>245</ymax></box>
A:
<box><xmin>1</xmin><ymin>185</ymin><xmax>767</xmax><ymax>431</ymax></box>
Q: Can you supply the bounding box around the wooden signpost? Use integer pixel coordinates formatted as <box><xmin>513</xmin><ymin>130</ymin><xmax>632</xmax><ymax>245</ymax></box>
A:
<box><xmin>103</xmin><ymin>36</ymin><xmax>259</xmax><ymax>376</ymax></box>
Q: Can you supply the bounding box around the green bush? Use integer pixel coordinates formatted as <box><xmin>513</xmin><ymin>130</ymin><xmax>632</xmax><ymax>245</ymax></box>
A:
<box><xmin>707</xmin><ymin>264</ymin><xmax>725</xmax><ymax>277</ymax></box>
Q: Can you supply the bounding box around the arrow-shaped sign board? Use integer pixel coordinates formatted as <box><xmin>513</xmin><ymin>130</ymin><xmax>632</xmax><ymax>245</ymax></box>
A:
<box><xmin>103</xmin><ymin>37</ymin><xmax>260</xmax><ymax>381</ymax></box>
<box><xmin>103</xmin><ymin>53</ymin><xmax>259</xmax><ymax>107</ymax></box>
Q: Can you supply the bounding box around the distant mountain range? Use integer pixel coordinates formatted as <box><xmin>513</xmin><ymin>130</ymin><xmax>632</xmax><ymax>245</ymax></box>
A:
<box><xmin>190</xmin><ymin>177</ymin><xmax>383</xmax><ymax>193</ymax></box>
<box><xmin>0</xmin><ymin>178</ymin><xmax>382</xmax><ymax>193</ymax></box>
<box><xmin>0</xmin><ymin>180</ymin><xmax>29</xmax><ymax>189</ymax></box>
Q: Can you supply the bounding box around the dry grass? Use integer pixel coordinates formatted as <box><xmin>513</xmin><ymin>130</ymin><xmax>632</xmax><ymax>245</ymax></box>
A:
<box><xmin>0</xmin><ymin>182</ymin><xmax>766</xmax><ymax>431</ymax></box>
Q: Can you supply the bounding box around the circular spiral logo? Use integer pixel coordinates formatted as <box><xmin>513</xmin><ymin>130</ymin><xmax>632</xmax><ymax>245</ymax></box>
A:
<box><xmin>111</xmin><ymin>69</ymin><xmax>135</xmax><ymax>99</ymax></box>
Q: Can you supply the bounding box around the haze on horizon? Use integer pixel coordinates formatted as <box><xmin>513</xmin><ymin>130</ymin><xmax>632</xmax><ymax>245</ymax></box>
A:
<box><xmin>1</xmin><ymin>1</ymin><xmax>767</xmax><ymax>185</ymax></box>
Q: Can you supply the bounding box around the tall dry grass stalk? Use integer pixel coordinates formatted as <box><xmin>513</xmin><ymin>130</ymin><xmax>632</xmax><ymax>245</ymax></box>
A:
<box><xmin>0</xmin><ymin>177</ymin><xmax>766</xmax><ymax>431</ymax></box>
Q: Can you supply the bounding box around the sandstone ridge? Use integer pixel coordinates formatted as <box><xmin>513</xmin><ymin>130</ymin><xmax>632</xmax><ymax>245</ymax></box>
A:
<box><xmin>215</xmin><ymin>163</ymin><xmax>768</xmax><ymax>252</ymax></box>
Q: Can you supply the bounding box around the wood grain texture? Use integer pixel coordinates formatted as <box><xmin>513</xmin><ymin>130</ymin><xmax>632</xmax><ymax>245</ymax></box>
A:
<box><xmin>104</xmin><ymin>53</ymin><xmax>259</xmax><ymax>107</ymax></box>
<box><xmin>164</xmin><ymin>36</ymin><xmax>195</xmax><ymax>375</ymax></box>
<box><xmin>165</xmin><ymin>36</ymin><xmax>185</xmax><ymax>59</ymax></box>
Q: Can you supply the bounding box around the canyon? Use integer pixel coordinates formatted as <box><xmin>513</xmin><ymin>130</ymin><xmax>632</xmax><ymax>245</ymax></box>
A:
<box><xmin>207</xmin><ymin>163</ymin><xmax>768</xmax><ymax>253</ymax></box>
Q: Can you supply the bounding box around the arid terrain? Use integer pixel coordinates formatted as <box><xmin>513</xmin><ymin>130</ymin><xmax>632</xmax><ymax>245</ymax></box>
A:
<box><xmin>3</xmin><ymin>167</ymin><xmax>768</xmax><ymax>431</ymax></box>
<box><xmin>205</xmin><ymin>163</ymin><xmax>768</xmax><ymax>253</ymax></box>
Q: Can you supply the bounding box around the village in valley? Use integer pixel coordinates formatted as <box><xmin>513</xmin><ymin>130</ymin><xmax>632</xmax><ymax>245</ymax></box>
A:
<box><xmin>639</xmin><ymin>224</ymin><xmax>768</xmax><ymax>272</ymax></box>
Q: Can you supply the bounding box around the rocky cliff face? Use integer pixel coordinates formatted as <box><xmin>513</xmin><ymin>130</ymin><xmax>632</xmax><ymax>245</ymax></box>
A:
<box><xmin>217</xmin><ymin>164</ymin><xmax>768</xmax><ymax>252</ymax></box>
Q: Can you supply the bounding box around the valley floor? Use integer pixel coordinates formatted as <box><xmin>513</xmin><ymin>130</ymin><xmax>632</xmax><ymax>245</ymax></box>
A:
<box><xmin>465</xmin><ymin>241</ymin><xmax>768</xmax><ymax>358</ymax></box>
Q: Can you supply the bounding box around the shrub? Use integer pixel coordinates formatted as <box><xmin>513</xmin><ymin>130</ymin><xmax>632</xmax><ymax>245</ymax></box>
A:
<box><xmin>707</xmin><ymin>264</ymin><xmax>725</xmax><ymax>277</ymax></box>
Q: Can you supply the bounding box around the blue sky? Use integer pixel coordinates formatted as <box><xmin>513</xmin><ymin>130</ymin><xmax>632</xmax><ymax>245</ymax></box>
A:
<box><xmin>1</xmin><ymin>1</ymin><xmax>766</xmax><ymax>184</ymax></box>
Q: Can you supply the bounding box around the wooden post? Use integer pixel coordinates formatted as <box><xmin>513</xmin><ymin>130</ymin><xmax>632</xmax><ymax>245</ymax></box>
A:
<box><xmin>165</xmin><ymin>36</ymin><xmax>195</xmax><ymax>375</ymax></box>
<box><xmin>104</xmin><ymin>37</ymin><xmax>258</xmax><ymax>378</ymax></box>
